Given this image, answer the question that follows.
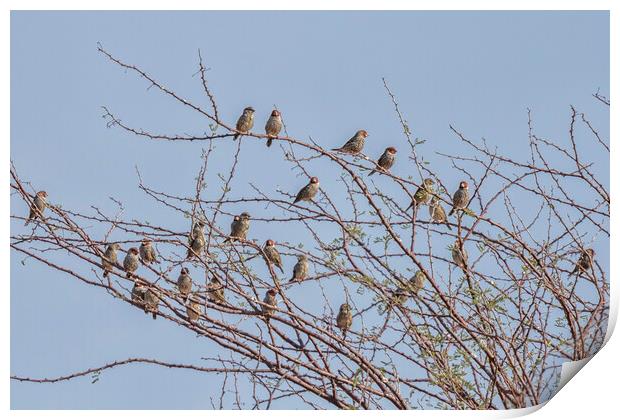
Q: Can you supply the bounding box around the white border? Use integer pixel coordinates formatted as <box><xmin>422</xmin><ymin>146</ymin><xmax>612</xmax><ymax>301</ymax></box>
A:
<box><xmin>3</xmin><ymin>2</ymin><xmax>616</xmax><ymax>419</ymax></box>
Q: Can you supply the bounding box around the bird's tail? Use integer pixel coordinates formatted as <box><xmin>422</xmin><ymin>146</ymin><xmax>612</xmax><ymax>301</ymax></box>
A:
<box><xmin>448</xmin><ymin>208</ymin><xmax>455</xmax><ymax>216</ymax></box>
<box><xmin>267</xmin><ymin>138</ymin><xmax>273</xmax><ymax>147</ymax></box>
<box><xmin>103</xmin><ymin>270</ymin><xmax>109</xmax><ymax>279</ymax></box>
<box><xmin>152</xmin><ymin>312</ymin><xmax>157</xmax><ymax>320</ymax></box>
<box><xmin>233</xmin><ymin>134</ymin><xmax>239</xmax><ymax>140</ymax></box>
<box><xmin>369</xmin><ymin>169</ymin><xmax>376</xmax><ymax>176</ymax></box>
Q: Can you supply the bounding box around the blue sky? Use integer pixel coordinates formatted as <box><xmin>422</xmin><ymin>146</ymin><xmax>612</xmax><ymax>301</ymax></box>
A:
<box><xmin>10</xmin><ymin>11</ymin><xmax>609</xmax><ymax>409</ymax></box>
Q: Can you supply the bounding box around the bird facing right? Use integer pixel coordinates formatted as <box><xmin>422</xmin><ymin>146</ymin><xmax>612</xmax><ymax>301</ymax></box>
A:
<box><xmin>332</xmin><ymin>130</ymin><xmax>368</xmax><ymax>154</ymax></box>
<box><xmin>369</xmin><ymin>147</ymin><xmax>397</xmax><ymax>175</ymax></box>
<box><xmin>293</xmin><ymin>177</ymin><xmax>320</xmax><ymax>204</ymax></box>
<box><xmin>25</xmin><ymin>190</ymin><xmax>48</xmax><ymax>225</ymax></box>
<box><xmin>233</xmin><ymin>106</ymin><xmax>255</xmax><ymax>140</ymax></box>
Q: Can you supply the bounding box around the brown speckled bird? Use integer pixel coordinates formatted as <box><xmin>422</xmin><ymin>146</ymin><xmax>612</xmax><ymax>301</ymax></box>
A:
<box><xmin>407</xmin><ymin>178</ymin><xmax>435</xmax><ymax>210</ymax></box>
<box><xmin>144</xmin><ymin>288</ymin><xmax>160</xmax><ymax>320</ymax></box>
<box><xmin>429</xmin><ymin>197</ymin><xmax>452</xmax><ymax>230</ymax></box>
<box><xmin>293</xmin><ymin>177</ymin><xmax>319</xmax><ymax>204</ymax></box>
<box><xmin>410</xmin><ymin>270</ymin><xmax>426</xmax><ymax>295</ymax></box>
<box><xmin>25</xmin><ymin>190</ymin><xmax>48</xmax><ymax>225</ymax></box>
<box><xmin>332</xmin><ymin>130</ymin><xmax>368</xmax><ymax>154</ymax></box>
<box><xmin>290</xmin><ymin>255</ymin><xmax>309</xmax><ymax>282</ymax></box>
<box><xmin>208</xmin><ymin>277</ymin><xmax>226</xmax><ymax>304</ymax></box>
<box><xmin>369</xmin><ymin>147</ymin><xmax>397</xmax><ymax>175</ymax></box>
<box><xmin>392</xmin><ymin>288</ymin><xmax>409</xmax><ymax>306</ymax></box>
<box><xmin>449</xmin><ymin>181</ymin><xmax>469</xmax><ymax>216</ymax></box>
<box><xmin>261</xmin><ymin>289</ymin><xmax>278</xmax><ymax>320</ymax></box>
<box><xmin>571</xmin><ymin>248</ymin><xmax>595</xmax><ymax>275</ymax></box>
<box><xmin>265</xmin><ymin>109</ymin><xmax>283</xmax><ymax>147</ymax></box>
<box><xmin>226</xmin><ymin>212</ymin><xmax>251</xmax><ymax>242</ymax></box>
<box><xmin>186</xmin><ymin>295</ymin><xmax>202</xmax><ymax>323</ymax></box>
<box><xmin>139</xmin><ymin>239</ymin><xmax>158</xmax><ymax>264</ymax></box>
<box><xmin>233</xmin><ymin>106</ymin><xmax>255</xmax><ymax>140</ymax></box>
<box><xmin>102</xmin><ymin>243</ymin><xmax>120</xmax><ymax>278</ymax></box>
<box><xmin>336</xmin><ymin>303</ymin><xmax>353</xmax><ymax>337</ymax></box>
<box><xmin>452</xmin><ymin>241</ymin><xmax>468</xmax><ymax>269</ymax></box>
<box><xmin>123</xmin><ymin>248</ymin><xmax>140</xmax><ymax>278</ymax></box>
<box><xmin>177</xmin><ymin>267</ymin><xmax>192</xmax><ymax>300</ymax></box>
<box><xmin>187</xmin><ymin>220</ymin><xmax>205</xmax><ymax>259</ymax></box>
<box><xmin>131</xmin><ymin>282</ymin><xmax>146</xmax><ymax>308</ymax></box>
<box><xmin>263</xmin><ymin>239</ymin><xmax>284</xmax><ymax>273</ymax></box>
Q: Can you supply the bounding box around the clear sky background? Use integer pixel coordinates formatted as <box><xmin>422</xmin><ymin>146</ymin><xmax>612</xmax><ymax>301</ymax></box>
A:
<box><xmin>10</xmin><ymin>11</ymin><xmax>609</xmax><ymax>409</ymax></box>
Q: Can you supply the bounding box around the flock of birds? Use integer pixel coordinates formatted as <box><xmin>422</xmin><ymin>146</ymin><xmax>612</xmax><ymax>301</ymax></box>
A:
<box><xmin>20</xmin><ymin>106</ymin><xmax>597</xmax><ymax>336</ymax></box>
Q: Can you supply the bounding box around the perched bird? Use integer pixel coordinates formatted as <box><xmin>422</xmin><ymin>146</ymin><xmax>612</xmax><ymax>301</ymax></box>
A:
<box><xmin>369</xmin><ymin>147</ymin><xmax>397</xmax><ymax>176</ymax></box>
<box><xmin>123</xmin><ymin>248</ymin><xmax>140</xmax><ymax>278</ymax></box>
<box><xmin>452</xmin><ymin>241</ymin><xmax>468</xmax><ymax>269</ymax></box>
<box><xmin>392</xmin><ymin>288</ymin><xmax>409</xmax><ymax>306</ymax></box>
<box><xmin>429</xmin><ymin>197</ymin><xmax>452</xmax><ymax>230</ymax></box>
<box><xmin>102</xmin><ymin>243</ymin><xmax>120</xmax><ymax>278</ymax></box>
<box><xmin>449</xmin><ymin>181</ymin><xmax>470</xmax><ymax>216</ymax></box>
<box><xmin>261</xmin><ymin>289</ymin><xmax>278</xmax><ymax>320</ymax></box>
<box><xmin>410</xmin><ymin>270</ymin><xmax>426</xmax><ymax>295</ymax></box>
<box><xmin>233</xmin><ymin>106</ymin><xmax>255</xmax><ymax>140</ymax></box>
<box><xmin>332</xmin><ymin>130</ymin><xmax>368</xmax><ymax>154</ymax></box>
<box><xmin>139</xmin><ymin>239</ymin><xmax>158</xmax><ymax>264</ymax></box>
<box><xmin>187</xmin><ymin>220</ymin><xmax>205</xmax><ymax>259</ymax></box>
<box><xmin>25</xmin><ymin>190</ymin><xmax>48</xmax><ymax>225</ymax></box>
<box><xmin>571</xmin><ymin>248</ymin><xmax>595</xmax><ymax>275</ymax></box>
<box><xmin>263</xmin><ymin>239</ymin><xmax>284</xmax><ymax>273</ymax></box>
<box><xmin>264</xmin><ymin>109</ymin><xmax>283</xmax><ymax>147</ymax></box>
<box><xmin>207</xmin><ymin>277</ymin><xmax>226</xmax><ymax>304</ymax></box>
<box><xmin>226</xmin><ymin>212</ymin><xmax>251</xmax><ymax>242</ymax></box>
<box><xmin>293</xmin><ymin>177</ymin><xmax>320</xmax><ymax>204</ymax></box>
<box><xmin>290</xmin><ymin>255</ymin><xmax>309</xmax><ymax>282</ymax></box>
<box><xmin>336</xmin><ymin>303</ymin><xmax>353</xmax><ymax>337</ymax></box>
<box><xmin>186</xmin><ymin>295</ymin><xmax>202</xmax><ymax>323</ymax></box>
<box><xmin>144</xmin><ymin>288</ymin><xmax>160</xmax><ymax>320</ymax></box>
<box><xmin>407</xmin><ymin>178</ymin><xmax>435</xmax><ymax>210</ymax></box>
<box><xmin>131</xmin><ymin>282</ymin><xmax>146</xmax><ymax>308</ymax></box>
<box><xmin>177</xmin><ymin>267</ymin><xmax>192</xmax><ymax>300</ymax></box>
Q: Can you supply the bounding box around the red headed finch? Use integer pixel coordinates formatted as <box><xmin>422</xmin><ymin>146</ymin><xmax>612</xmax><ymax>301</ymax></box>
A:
<box><xmin>226</xmin><ymin>212</ymin><xmax>251</xmax><ymax>242</ymax></box>
<box><xmin>332</xmin><ymin>130</ymin><xmax>368</xmax><ymax>154</ymax></box>
<box><xmin>293</xmin><ymin>177</ymin><xmax>319</xmax><ymax>204</ymax></box>
<box><xmin>449</xmin><ymin>181</ymin><xmax>469</xmax><ymax>216</ymax></box>
<box><xmin>123</xmin><ymin>248</ymin><xmax>140</xmax><ymax>278</ymax></box>
<box><xmin>263</xmin><ymin>239</ymin><xmax>283</xmax><ymax>273</ymax></box>
<box><xmin>265</xmin><ymin>109</ymin><xmax>283</xmax><ymax>147</ymax></box>
<box><xmin>369</xmin><ymin>147</ymin><xmax>397</xmax><ymax>175</ymax></box>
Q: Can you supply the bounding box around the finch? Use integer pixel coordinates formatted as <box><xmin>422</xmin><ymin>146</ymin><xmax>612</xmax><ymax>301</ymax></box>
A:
<box><xmin>186</xmin><ymin>295</ymin><xmax>202</xmax><ymax>323</ymax></box>
<box><xmin>144</xmin><ymin>288</ymin><xmax>160</xmax><ymax>320</ymax></box>
<box><xmin>139</xmin><ymin>239</ymin><xmax>159</xmax><ymax>264</ymax></box>
<box><xmin>123</xmin><ymin>248</ymin><xmax>140</xmax><ymax>278</ymax></box>
<box><xmin>233</xmin><ymin>106</ymin><xmax>255</xmax><ymax>140</ymax></box>
<box><xmin>102</xmin><ymin>243</ymin><xmax>120</xmax><ymax>278</ymax></box>
<box><xmin>187</xmin><ymin>220</ymin><xmax>205</xmax><ymax>259</ymax></box>
<box><xmin>392</xmin><ymin>288</ymin><xmax>409</xmax><ymax>306</ymax></box>
<box><xmin>25</xmin><ymin>190</ymin><xmax>48</xmax><ymax>225</ymax></box>
<box><xmin>226</xmin><ymin>212</ymin><xmax>251</xmax><ymax>242</ymax></box>
<box><xmin>336</xmin><ymin>303</ymin><xmax>353</xmax><ymax>337</ymax></box>
<box><xmin>293</xmin><ymin>177</ymin><xmax>319</xmax><ymax>204</ymax></box>
<box><xmin>290</xmin><ymin>255</ymin><xmax>309</xmax><ymax>282</ymax></box>
<box><xmin>208</xmin><ymin>277</ymin><xmax>226</xmax><ymax>305</ymax></box>
<box><xmin>369</xmin><ymin>147</ymin><xmax>397</xmax><ymax>175</ymax></box>
<box><xmin>177</xmin><ymin>267</ymin><xmax>192</xmax><ymax>300</ymax></box>
<box><xmin>452</xmin><ymin>241</ymin><xmax>468</xmax><ymax>269</ymax></box>
<box><xmin>407</xmin><ymin>178</ymin><xmax>435</xmax><ymax>210</ymax></box>
<box><xmin>332</xmin><ymin>130</ymin><xmax>368</xmax><ymax>154</ymax></box>
<box><xmin>261</xmin><ymin>289</ymin><xmax>278</xmax><ymax>321</ymax></box>
<box><xmin>429</xmin><ymin>197</ymin><xmax>452</xmax><ymax>230</ymax></box>
<box><xmin>131</xmin><ymin>282</ymin><xmax>146</xmax><ymax>308</ymax></box>
<box><xmin>571</xmin><ymin>248</ymin><xmax>595</xmax><ymax>275</ymax></box>
<box><xmin>263</xmin><ymin>239</ymin><xmax>284</xmax><ymax>273</ymax></box>
<box><xmin>449</xmin><ymin>181</ymin><xmax>469</xmax><ymax>216</ymax></box>
<box><xmin>410</xmin><ymin>270</ymin><xmax>426</xmax><ymax>295</ymax></box>
<box><xmin>265</xmin><ymin>109</ymin><xmax>283</xmax><ymax>147</ymax></box>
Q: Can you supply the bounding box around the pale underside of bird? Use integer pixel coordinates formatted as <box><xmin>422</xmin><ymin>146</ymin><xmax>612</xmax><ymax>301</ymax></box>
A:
<box><xmin>25</xmin><ymin>191</ymin><xmax>48</xmax><ymax>226</ymax></box>
<box><xmin>233</xmin><ymin>107</ymin><xmax>255</xmax><ymax>140</ymax></box>
<box><xmin>336</xmin><ymin>303</ymin><xmax>353</xmax><ymax>337</ymax></box>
